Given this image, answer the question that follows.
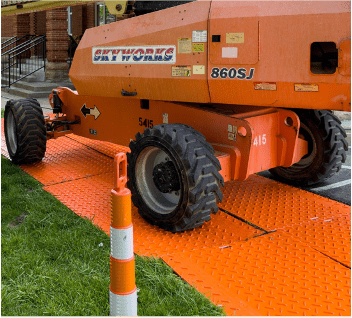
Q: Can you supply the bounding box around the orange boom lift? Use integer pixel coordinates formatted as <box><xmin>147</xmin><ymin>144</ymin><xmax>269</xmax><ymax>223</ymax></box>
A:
<box><xmin>4</xmin><ymin>1</ymin><xmax>351</xmax><ymax>232</ymax></box>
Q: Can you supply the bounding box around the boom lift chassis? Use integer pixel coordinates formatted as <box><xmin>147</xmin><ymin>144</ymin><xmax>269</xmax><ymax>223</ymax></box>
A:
<box><xmin>4</xmin><ymin>0</ymin><xmax>350</xmax><ymax>232</ymax></box>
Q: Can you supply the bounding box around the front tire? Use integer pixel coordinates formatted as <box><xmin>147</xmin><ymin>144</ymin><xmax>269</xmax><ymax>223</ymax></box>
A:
<box><xmin>269</xmin><ymin>109</ymin><xmax>348</xmax><ymax>185</ymax></box>
<box><xmin>127</xmin><ymin>123</ymin><xmax>224</xmax><ymax>232</ymax></box>
<box><xmin>4</xmin><ymin>99</ymin><xmax>46</xmax><ymax>164</ymax></box>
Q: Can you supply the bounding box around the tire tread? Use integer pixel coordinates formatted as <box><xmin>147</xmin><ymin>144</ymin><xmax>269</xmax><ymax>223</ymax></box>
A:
<box><xmin>127</xmin><ymin>123</ymin><xmax>223</xmax><ymax>232</ymax></box>
<box><xmin>270</xmin><ymin>110</ymin><xmax>348</xmax><ymax>185</ymax></box>
<box><xmin>4</xmin><ymin>98</ymin><xmax>46</xmax><ymax>165</ymax></box>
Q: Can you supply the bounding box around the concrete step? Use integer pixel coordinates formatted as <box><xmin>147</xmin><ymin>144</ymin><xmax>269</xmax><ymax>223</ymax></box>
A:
<box><xmin>3</xmin><ymin>86</ymin><xmax>53</xmax><ymax>98</ymax></box>
<box><xmin>1</xmin><ymin>71</ymin><xmax>45</xmax><ymax>83</ymax></box>
<box><xmin>2</xmin><ymin>80</ymin><xmax>75</xmax><ymax>99</ymax></box>
<box><xmin>12</xmin><ymin>81</ymin><xmax>62</xmax><ymax>92</ymax></box>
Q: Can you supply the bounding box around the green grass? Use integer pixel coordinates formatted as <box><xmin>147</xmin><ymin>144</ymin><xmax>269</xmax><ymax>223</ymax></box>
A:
<box><xmin>1</xmin><ymin>156</ymin><xmax>225</xmax><ymax>316</ymax></box>
<box><xmin>1</xmin><ymin>108</ymin><xmax>4</xmax><ymax>118</ymax></box>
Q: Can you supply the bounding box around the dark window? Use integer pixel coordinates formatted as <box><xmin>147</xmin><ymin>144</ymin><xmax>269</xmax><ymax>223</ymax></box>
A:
<box><xmin>212</xmin><ymin>35</ymin><xmax>221</xmax><ymax>43</ymax></box>
<box><xmin>310</xmin><ymin>42</ymin><xmax>338</xmax><ymax>74</ymax></box>
<box><xmin>140</xmin><ymin>99</ymin><xmax>149</xmax><ymax>110</ymax></box>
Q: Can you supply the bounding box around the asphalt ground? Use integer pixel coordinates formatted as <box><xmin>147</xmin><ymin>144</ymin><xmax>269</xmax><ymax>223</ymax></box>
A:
<box><xmin>258</xmin><ymin>132</ymin><xmax>351</xmax><ymax>205</ymax></box>
<box><xmin>1</xmin><ymin>90</ymin><xmax>351</xmax><ymax>206</ymax></box>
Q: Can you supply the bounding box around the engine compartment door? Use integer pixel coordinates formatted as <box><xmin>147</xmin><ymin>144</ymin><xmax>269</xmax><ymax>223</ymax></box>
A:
<box><xmin>209</xmin><ymin>2</ymin><xmax>259</xmax><ymax>65</ymax></box>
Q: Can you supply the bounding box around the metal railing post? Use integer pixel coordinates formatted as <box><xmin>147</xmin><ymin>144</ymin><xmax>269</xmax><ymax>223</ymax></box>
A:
<box><xmin>19</xmin><ymin>53</ymin><xmax>22</xmax><ymax>75</ymax></box>
<box><xmin>8</xmin><ymin>53</ymin><xmax>10</xmax><ymax>88</ymax></box>
<box><xmin>43</xmin><ymin>38</ymin><xmax>46</xmax><ymax>71</ymax></box>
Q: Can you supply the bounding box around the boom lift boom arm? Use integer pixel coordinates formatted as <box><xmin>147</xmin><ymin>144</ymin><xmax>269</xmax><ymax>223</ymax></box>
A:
<box><xmin>1</xmin><ymin>0</ymin><xmax>128</xmax><ymax>16</ymax></box>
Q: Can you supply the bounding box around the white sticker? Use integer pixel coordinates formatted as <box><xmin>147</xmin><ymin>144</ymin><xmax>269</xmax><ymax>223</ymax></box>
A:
<box><xmin>192</xmin><ymin>30</ymin><xmax>207</xmax><ymax>43</ymax></box>
<box><xmin>222</xmin><ymin>47</ymin><xmax>238</xmax><ymax>58</ymax></box>
<box><xmin>92</xmin><ymin>46</ymin><xmax>176</xmax><ymax>64</ymax></box>
<box><xmin>193</xmin><ymin>65</ymin><xmax>205</xmax><ymax>75</ymax></box>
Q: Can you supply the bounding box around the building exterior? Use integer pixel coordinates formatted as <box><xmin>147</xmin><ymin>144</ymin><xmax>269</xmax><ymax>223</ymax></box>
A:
<box><xmin>1</xmin><ymin>1</ymin><xmax>117</xmax><ymax>80</ymax></box>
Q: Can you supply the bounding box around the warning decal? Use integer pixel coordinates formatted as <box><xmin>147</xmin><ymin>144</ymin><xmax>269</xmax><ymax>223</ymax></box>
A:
<box><xmin>178</xmin><ymin>38</ymin><xmax>192</xmax><ymax>54</ymax></box>
<box><xmin>192</xmin><ymin>30</ymin><xmax>207</xmax><ymax>42</ymax></box>
<box><xmin>92</xmin><ymin>46</ymin><xmax>176</xmax><ymax>64</ymax></box>
<box><xmin>172</xmin><ymin>66</ymin><xmax>191</xmax><ymax>77</ymax></box>
<box><xmin>294</xmin><ymin>84</ymin><xmax>319</xmax><ymax>92</ymax></box>
<box><xmin>254</xmin><ymin>82</ymin><xmax>277</xmax><ymax>91</ymax></box>
<box><xmin>226</xmin><ymin>33</ymin><xmax>244</xmax><ymax>44</ymax></box>
<box><xmin>193</xmin><ymin>43</ymin><xmax>204</xmax><ymax>52</ymax></box>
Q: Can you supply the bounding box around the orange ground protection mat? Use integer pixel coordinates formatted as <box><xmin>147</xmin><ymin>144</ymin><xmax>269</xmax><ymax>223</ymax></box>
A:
<box><xmin>1</xmin><ymin>122</ymin><xmax>351</xmax><ymax>316</ymax></box>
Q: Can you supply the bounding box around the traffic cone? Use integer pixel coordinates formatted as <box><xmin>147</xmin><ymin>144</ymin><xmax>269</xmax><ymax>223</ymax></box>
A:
<box><xmin>110</xmin><ymin>153</ymin><xmax>137</xmax><ymax>316</ymax></box>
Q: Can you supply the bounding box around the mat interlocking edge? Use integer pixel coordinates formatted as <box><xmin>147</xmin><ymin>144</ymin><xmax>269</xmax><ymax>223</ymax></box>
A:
<box><xmin>2</xmin><ymin>121</ymin><xmax>351</xmax><ymax>316</ymax></box>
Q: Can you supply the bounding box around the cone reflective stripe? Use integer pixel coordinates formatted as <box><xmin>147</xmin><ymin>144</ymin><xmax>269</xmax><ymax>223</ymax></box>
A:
<box><xmin>109</xmin><ymin>289</ymin><xmax>138</xmax><ymax>316</ymax></box>
<box><xmin>110</xmin><ymin>225</ymin><xmax>134</xmax><ymax>260</ymax></box>
<box><xmin>110</xmin><ymin>153</ymin><xmax>137</xmax><ymax>316</ymax></box>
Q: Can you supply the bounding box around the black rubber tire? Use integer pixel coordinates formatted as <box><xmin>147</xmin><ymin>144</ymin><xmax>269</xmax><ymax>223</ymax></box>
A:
<box><xmin>269</xmin><ymin>109</ymin><xmax>348</xmax><ymax>185</ymax></box>
<box><xmin>127</xmin><ymin>123</ymin><xmax>224</xmax><ymax>232</ymax></box>
<box><xmin>4</xmin><ymin>98</ymin><xmax>46</xmax><ymax>165</ymax></box>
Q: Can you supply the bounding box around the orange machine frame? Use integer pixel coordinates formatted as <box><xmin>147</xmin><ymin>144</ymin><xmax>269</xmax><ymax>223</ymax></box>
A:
<box><xmin>49</xmin><ymin>0</ymin><xmax>350</xmax><ymax>181</ymax></box>
<box><xmin>49</xmin><ymin>87</ymin><xmax>308</xmax><ymax>182</ymax></box>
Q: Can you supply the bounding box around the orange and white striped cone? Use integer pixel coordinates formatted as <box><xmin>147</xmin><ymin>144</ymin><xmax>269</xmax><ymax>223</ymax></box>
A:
<box><xmin>110</xmin><ymin>153</ymin><xmax>137</xmax><ymax>316</ymax></box>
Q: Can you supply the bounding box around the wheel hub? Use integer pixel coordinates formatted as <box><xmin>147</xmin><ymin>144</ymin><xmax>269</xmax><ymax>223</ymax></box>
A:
<box><xmin>152</xmin><ymin>161</ymin><xmax>180</xmax><ymax>193</ymax></box>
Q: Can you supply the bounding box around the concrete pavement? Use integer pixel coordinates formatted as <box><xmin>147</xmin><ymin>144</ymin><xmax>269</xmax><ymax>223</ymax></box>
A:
<box><xmin>2</xmin><ymin>90</ymin><xmax>52</xmax><ymax>112</ymax></box>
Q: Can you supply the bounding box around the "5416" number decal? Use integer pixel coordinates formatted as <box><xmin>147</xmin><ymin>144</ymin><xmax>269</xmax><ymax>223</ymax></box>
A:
<box><xmin>211</xmin><ymin>67</ymin><xmax>254</xmax><ymax>80</ymax></box>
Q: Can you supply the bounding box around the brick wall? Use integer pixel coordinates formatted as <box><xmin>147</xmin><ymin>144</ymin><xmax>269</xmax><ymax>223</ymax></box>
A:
<box><xmin>86</xmin><ymin>3</ymin><xmax>96</xmax><ymax>29</ymax></box>
<box><xmin>1</xmin><ymin>15</ymin><xmax>15</xmax><ymax>38</ymax></box>
<box><xmin>29</xmin><ymin>12</ymin><xmax>46</xmax><ymax>56</ymax></box>
<box><xmin>13</xmin><ymin>14</ymin><xmax>30</xmax><ymax>37</ymax></box>
<box><xmin>2</xmin><ymin>2</ymin><xmax>96</xmax><ymax>41</ymax></box>
<box><xmin>30</xmin><ymin>13</ymin><xmax>36</xmax><ymax>35</ymax></box>
<box><xmin>72</xmin><ymin>5</ymin><xmax>83</xmax><ymax>37</ymax></box>
<box><xmin>46</xmin><ymin>8</ymin><xmax>68</xmax><ymax>63</ymax></box>
<box><xmin>37</xmin><ymin>11</ymin><xmax>46</xmax><ymax>35</ymax></box>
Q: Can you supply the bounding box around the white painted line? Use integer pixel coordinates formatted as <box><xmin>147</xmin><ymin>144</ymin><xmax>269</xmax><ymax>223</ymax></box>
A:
<box><xmin>312</xmin><ymin>179</ymin><xmax>351</xmax><ymax>192</ymax></box>
<box><xmin>342</xmin><ymin>165</ymin><xmax>351</xmax><ymax>169</ymax></box>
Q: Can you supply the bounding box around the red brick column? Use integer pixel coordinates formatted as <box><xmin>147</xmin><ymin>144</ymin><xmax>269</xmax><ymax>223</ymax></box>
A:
<box><xmin>30</xmin><ymin>13</ymin><xmax>37</xmax><ymax>56</ymax></box>
<box><xmin>87</xmin><ymin>3</ymin><xmax>96</xmax><ymax>29</ymax></box>
<box><xmin>72</xmin><ymin>5</ymin><xmax>83</xmax><ymax>37</ymax></box>
<box><xmin>45</xmin><ymin>7</ymin><xmax>69</xmax><ymax>80</ymax></box>
<box><xmin>1</xmin><ymin>15</ymin><xmax>16</xmax><ymax>38</ymax></box>
<box><xmin>14</xmin><ymin>14</ymin><xmax>31</xmax><ymax>58</ymax></box>
<box><xmin>30</xmin><ymin>13</ymin><xmax>36</xmax><ymax>35</ymax></box>
<box><xmin>14</xmin><ymin>13</ymin><xmax>30</xmax><ymax>38</ymax></box>
<box><xmin>36</xmin><ymin>11</ymin><xmax>47</xmax><ymax>35</ymax></box>
<box><xmin>30</xmin><ymin>12</ymin><xmax>46</xmax><ymax>57</ymax></box>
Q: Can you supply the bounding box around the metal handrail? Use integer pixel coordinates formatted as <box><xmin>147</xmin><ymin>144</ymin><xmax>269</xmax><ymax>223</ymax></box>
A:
<box><xmin>1</xmin><ymin>38</ymin><xmax>46</xmax><ymax>73</ymax></box>
<box><xmin>11</xmin><ymin>38</ymin><xmax>46</xmax><ymax>59</ymax></box>
<box><xmin>1</xmin><ymin>35</ymin><xmax>40</xmax><ymax>57</ymax></box>
<box><xmin>1</xmin><ymin>35</ymin><xmax>46</xmax><ymax>88</ymax></box>
<box><xmin>1</xmin><ymin>34</ymin><xmax>35</xmax><ymax>54</ymax></box>
<box><xmin>1</xmin><ymin>36</ymin><xmax>17</xmax><ymax>48</ymax></box>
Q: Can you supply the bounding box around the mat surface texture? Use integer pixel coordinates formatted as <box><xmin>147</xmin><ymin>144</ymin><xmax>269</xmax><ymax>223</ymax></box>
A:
<box><xmin>2</xmin><ymin>121</ymin><xmax>351</xmax><ymax>316</ymax></box>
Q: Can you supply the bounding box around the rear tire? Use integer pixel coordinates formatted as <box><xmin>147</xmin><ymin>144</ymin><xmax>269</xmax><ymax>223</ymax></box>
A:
<box><xmin>127</xmin><ymin>123</ymin><xmax>224</xmax><ymax>232</ymax></box>
<box><xmin>269</xmin><ymin>109</ymin><xmax>348</xmax><ymax>185</ymax></box>
<box><xmin>4</xmin><ymin>99</ymin><xmax>46</xmax><ymax>164</ymax></box>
